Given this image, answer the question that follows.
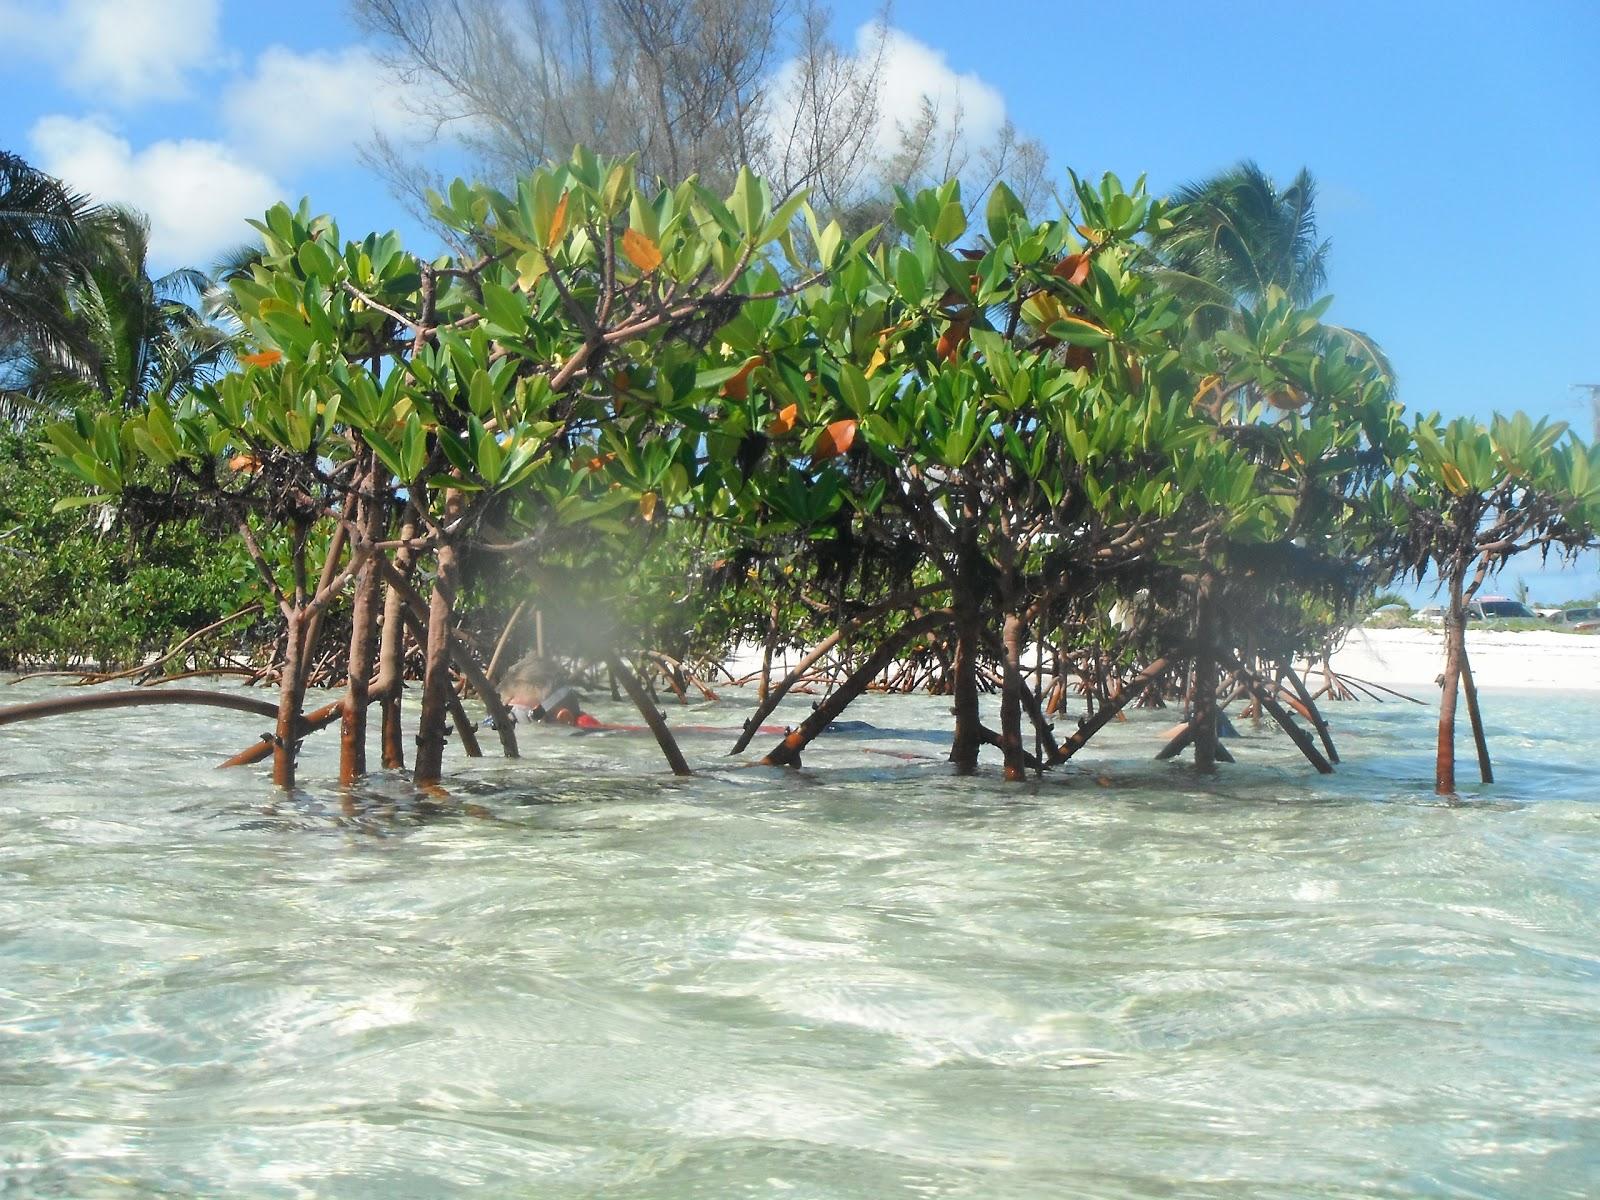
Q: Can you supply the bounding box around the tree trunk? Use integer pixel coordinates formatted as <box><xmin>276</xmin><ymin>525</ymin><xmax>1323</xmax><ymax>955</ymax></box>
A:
<box><xmin>949</xmin><ymin>615</ymin><xmax>981</xmax><ymax>773</ymax></box>
<box><xmin>294</xmin><ymin>523</ymin><xmax>349</xmax><ymax>695</ymax></box>
<box><xmin>339</xmin><ymin>460</ymin><xmax>387</xmax><ymax>785</ymax></box>
<box><xmin>1436</xmin><ymin>575</ymin><xmax>1466</xmax><ymax>794</ymax></box>
<box><xmin>375</xmin><ymin>506</ymin><xmax>417</xmax><ymax>770</ymax></box>
<box><xmin>999</xmin><ymin>612</ymin><xmax>1027</xmax><ymax>781</ymax></box>
<box><xmin>1192</xmin><ymin>574</ymin><xmax>1219</xmax><ymax>773</ymax></box>
<box><xmin>273</xmin><ymin>608</ymin><xmax>308</xmax><ymax>788</ymax></box>
<box><xmin>758</xmin><ymin>601</ymin><xmax>778</xmax><ymax>702</ymax></box>
<box><xmin>413</xmin><ymin>495</ymin><xmax>463</xmax><ymax>786</ymax></box>
<box><xmin>376</xmin><ymin>555</ymin><xmax>518</xmax><ymax>759</ymax></box>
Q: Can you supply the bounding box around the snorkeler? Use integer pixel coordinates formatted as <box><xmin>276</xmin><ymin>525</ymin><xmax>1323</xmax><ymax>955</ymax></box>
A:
<box><xmin>487</xmin><ymin>655</ymin><xmax>602</xmax><ymax>729</ymax></box>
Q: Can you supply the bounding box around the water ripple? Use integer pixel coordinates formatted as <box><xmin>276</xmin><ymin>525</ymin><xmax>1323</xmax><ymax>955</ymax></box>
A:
<box><xmin>0</xmin><ymin>678</ymin><xmax>1597</xmax><ymax>1197</ymax></box>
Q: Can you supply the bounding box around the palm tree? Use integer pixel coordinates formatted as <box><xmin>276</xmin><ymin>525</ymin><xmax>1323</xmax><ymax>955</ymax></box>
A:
<box><xmin>7</xmin><ymin>206</ymin><xmax>233</xmax><ymax>415</ymax></box>
<box><xmin>1153</xmin><ymin>160</ymin><xmax>1330</xmax><ymax>310</ymax></box>
<box><xmin>0</xmin><ymin>152</ymin><xmax>101</xmax><ymax>396</ymax></box>
<box><xmin>1151</xmin><ymin>160</ymin><xmax>1391</xmax><ymax>378</ymax></box>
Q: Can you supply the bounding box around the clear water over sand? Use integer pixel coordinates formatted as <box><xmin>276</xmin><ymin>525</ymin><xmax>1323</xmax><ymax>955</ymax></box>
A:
<box><xmin>2</xmin><ymin>678</ymin><xmax>1597</xmax><ymax>1198</ymax></box>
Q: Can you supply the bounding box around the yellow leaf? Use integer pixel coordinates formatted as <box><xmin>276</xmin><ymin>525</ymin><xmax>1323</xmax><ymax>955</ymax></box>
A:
<box><xmin>1266</xmin><ymin>386</ymin><xmax>1306</xmax><ymax>410</ymax></box>
<box><xmin>639</xmin><ymin>491</ymin><xmax>658</xmax><ymax>521</ymax></box>
<box><xmin>240</xmin><ymin>349</ymin><xmax>282</xmax><ymax>368</ymax></box>
<box><xmin>622</xmin><ymin>227</ymin><xmax>663</xmax><ymax>273</ymax></box>
<box><xmin>546</xmin><ymin>192</ymin><xmax>569</xmax><ymax>250</ymax></box>
<box><xmin>1021</xmin><ymin>293</ymin><xmax>1063</xmax><ymax>328</ymax></box>
<box><xmin>1440</xmin><ymin>462</ymin><xmax>1469</xmax><ymax>495</ymax></box>
<box><xmin>516</xmin><ymin>249</ymin><xmax>548</xmax><ymax>289</ymax></box>
<box><xmin>866</xmin><ymin>346</ymin><xmax>888</xmax><ymax>377</ymax></box>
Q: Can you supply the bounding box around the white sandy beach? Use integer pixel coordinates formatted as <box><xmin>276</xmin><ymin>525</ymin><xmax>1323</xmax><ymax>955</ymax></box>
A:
<box><xmin>1309</xmin><ymin>626</ymin><xmax>1600</xmax><ymax>694</ymax></box>
<box><xmin>722</xmin><ymin>626</ymin><xmax>1600</xmax><ymax>699</ymax></box>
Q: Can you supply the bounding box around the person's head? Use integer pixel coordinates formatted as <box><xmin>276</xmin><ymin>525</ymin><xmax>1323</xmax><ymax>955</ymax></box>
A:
<box><xmin>503</xmin><ymin>654</ymin><xmax>558</xmax><ymax>707</ymax></box>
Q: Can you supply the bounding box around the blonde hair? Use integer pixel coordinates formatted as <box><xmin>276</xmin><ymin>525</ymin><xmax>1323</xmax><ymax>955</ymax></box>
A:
<box><xmin>503</xmin><ymin>654</ymin><xmax>558</xmax><ymax>701</ymax></box>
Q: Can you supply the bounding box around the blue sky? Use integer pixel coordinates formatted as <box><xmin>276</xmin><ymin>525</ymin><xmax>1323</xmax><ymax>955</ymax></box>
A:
<box><xmin>3</xmin><ymin>0</ymin><xmax>1596</xmax><ymax>599</ymax></box>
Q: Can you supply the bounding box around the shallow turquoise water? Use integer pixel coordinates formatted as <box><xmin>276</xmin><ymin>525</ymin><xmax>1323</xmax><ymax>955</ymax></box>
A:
<box><xmin>1</xmin><ymin>678</ymin><xmax>1597</xmax><ymax>1198</ymax></box>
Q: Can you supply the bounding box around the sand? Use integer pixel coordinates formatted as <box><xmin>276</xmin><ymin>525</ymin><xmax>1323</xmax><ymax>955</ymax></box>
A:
<box><xmin>720</xmin><ymin>625</ymin><xmax>1600</xmax><ymax>701</ymax></box>
<box><xmin>1309</xmin><ymin>626</ymin><xmax>1600</xmax><ymax>694</ymax></box>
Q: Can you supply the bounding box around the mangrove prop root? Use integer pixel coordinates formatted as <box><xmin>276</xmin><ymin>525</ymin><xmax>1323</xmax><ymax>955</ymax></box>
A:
<box><xmin>648</xmin><ymin>651</ymin><xmax>718</xmax><ymax>702</ymax></box>
<box><xmin>977</xmin><ymin>722</ymin><xmax>1043</xmax><ymax>772</ymax></box>
<box><xmin>730</xmin><ymin>627</ymin><xmax>845</xmax><ymax>755</ymax></box>
<box><xmin>219</xmin><ymin>700</ymin><xmax>345</xmax><ymax>768</ymax></box>
<box><xmin>762</xmin><ymin>612</ymin><xmax>949</xmax><ymax>769</ymax></box>
<box><xmin>1222</xmin><ymin>651</ymin><xmax>1334</xmax><ymax>775</ymax></box>
<box><xmin>607</xmin><ymin>655</ymin><xmax>692</xmax><ymax>776</ymax></box>
<box><xmin>1156</xmin><ymin>721</ymin><xmax>1196</xmax><ymax>761</ymax></box>
<box><xmin>446</xmin><ymin>688</ymin><xmax>483</xmax><ymax>759</ymax></box>
<box><xmin>0</xmin><ymin>688</ymin><xmax>282</xmax><ymax>728</ymax></box>
<box><xmin>1459</xmin><ymin>648</ymin><xmax>1493</xmax><ymax>785</ymax></box>
<box><xmin>1054</xmin><ymin>657</ymin><xmax>1169</xmax><ymax>764</ymax></box>
<box><xmin>485</xmin><ymin>600</ymin><xmax>529</xmax><ymax>685</ymax></box>
<box><xmin>59</xmin><ymin>604</ymin><xmax>265</xmax><ymax>687</ymax></box>
<box><xmin>1283</xmin><ymin>663</ymin><xmax>1340</xmax><ymax>764</ymax></box>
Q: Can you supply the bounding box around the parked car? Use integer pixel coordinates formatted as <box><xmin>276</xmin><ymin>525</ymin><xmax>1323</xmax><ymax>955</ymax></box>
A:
<box><xmin>1412</xmin><ymin>599</ymin><xmax>1537</xmax><ymax>623</ymax></box>
<box><xmin>1469</xmin><ymin>598</ymin><xmax>1536</xmax><ymax>621</ymax></box>
<box><xmin>1553</xmin><ymin>605</ymin><xmax>1600</xmax><ymax>631</ymax></box>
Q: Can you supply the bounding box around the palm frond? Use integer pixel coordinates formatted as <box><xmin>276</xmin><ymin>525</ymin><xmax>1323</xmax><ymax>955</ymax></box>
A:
<box><xmin>0</xmin><ymin>151</ymin><xmax>100</xmax><ymax>269</ymax></box>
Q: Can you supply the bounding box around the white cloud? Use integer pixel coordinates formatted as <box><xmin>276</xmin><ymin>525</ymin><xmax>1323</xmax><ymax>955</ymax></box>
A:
<box><xmin>764</xmin><ymin>23</ymin><xmax>1017</xmax><ymax>196</ymax></box>
<box><xmin>866</xmin><ymin>25</ymin><xmax>1007</xmax><ymax>164</ymax></box>
<box><xmin>1</xmin><ymin>0</ymin><xmax>222</xmax><ymax>106</ymax></box>
<box><xmin>222</xmin><ymin>45</ymin><xmax>424</xmax><ymax>170</ymax></box>
<box><xmin>29</xmin><ymin>116</ymin><xmax>280</xmax><ymax>266</ymax></box>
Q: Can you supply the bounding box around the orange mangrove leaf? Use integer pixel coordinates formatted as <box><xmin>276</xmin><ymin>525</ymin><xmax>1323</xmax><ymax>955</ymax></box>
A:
<box><xmin>813</xmin><ymin>418</ymin><xmax>857</xmax><ymax>462</ymax></box>
<box><xmin>765</xmin><ymin>403</ymin><xmax>799</xmax><ymax>436</ymax></box>
<box><xmin>622</xmin><ymin>228</ymin><xmax>663</xmax><ymax>273</ymax></box>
